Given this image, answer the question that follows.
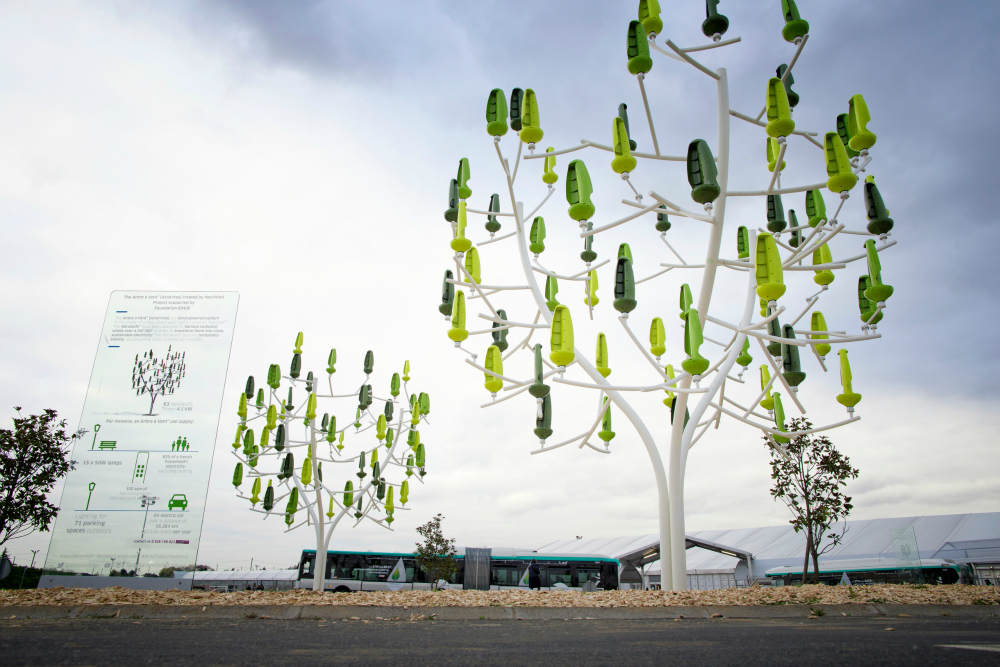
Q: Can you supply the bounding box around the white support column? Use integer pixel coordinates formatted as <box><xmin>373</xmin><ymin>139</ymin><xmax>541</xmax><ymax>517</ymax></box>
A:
<box><xmin>508</xmin><ymin>196</ymin><xmax>675</xmax><ymax>584</ymax></box>
<box><xmin>667</xmin><ymin>67</ymin><xmax>731</xmax><ymax>591</ymax></box>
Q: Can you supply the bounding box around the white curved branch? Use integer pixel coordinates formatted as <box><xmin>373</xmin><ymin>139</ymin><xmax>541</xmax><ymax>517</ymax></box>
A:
<box><xmin>582</xmin><ymin>200</ymin><xmax>663</xmax><ymax>237</ymax></box>
<box><xmin>679</xmin><ymin>37</ymin><xmax>742</xmax><ymax>52</ymax></box>
<box><xmin>648</xmin><ymin>191</ymin><xmax>714</xmax><ymax>223</ymax></box>
<box><xmin>532</xmin><ymin>259</ymin><xmax>608</xmax><ymax>282</ymax></box>
<box><xmin>617</xmin><ymin>315</ymin><xmax>670</xmax><ymax>381</ymax></box>
<box><xmin>580</xmin><ymin>140</ymin><xmax>685</xmax><ymax>162</ymax></box>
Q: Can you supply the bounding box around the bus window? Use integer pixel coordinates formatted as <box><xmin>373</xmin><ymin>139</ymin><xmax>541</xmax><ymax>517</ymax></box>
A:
<box><xmin>339</xmin><ymin>555</ymin><xmax>366</xmax><ymax>581</ymax></box>
<box><xmin>301</xmin><ymin>553</ymin><xmax>315</xmax><ymax>578</ymax></box>
<box><xmin>403</xmin><ymin>559</ymin><xmax>417</xmax><ymax>583</ymax></box>
<box><xmin>547</xmin><ymin>566</ymin><xmax>572</xmax><ymax>587</ymax></box>
<box><xmin>576</xmin><ymin>568</ymin><xmax>600</xmax><ymax>587</ymax></box>
<box><xmin>362</xmin><ymin>556</ymin><xmax>396</xmax><ymax>582</ymax></box>
<box><xmin>492</xmin><ymin>566</ymin><xmax>519</xmax><ymax>586</ymax></box>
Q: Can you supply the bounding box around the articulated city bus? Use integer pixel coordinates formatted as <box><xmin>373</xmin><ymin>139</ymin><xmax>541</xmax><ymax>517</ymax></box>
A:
<box><xmin>297</xmin><ymin>549</ymin><xmax>620</xmax><ymax>592</ymax></box>
<box><xmin>765</xmin><ymin>558</ymin><xmax>970</xmax><ymax>586</ymax></box>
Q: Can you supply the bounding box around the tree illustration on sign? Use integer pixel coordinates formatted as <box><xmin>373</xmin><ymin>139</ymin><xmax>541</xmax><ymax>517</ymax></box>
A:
<box><xmin>132</xmin><ymin>346</ymin><xmax>186</xmax><ymax>415</ymax></box>
<box><xmin>440</xmin><ymin>0</ymin><xmax>897</xmax><ymax>590</ymax></box>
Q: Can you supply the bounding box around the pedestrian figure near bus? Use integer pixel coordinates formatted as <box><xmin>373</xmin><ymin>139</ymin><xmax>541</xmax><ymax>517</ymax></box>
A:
<box><xmin>528</xmin><ymin>559</ymin><xmax>541</xmax><ymax>590</ymax></box>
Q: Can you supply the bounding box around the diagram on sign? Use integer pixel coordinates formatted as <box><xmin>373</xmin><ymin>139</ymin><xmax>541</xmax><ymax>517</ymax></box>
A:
<box><xmin>132</xmin><ymin>452</ymin><xmax>149</xmax><ymax>482</ymax></box>
<box><xmin>167</xmin><ymin>494</ymin><xmax>188</xmax><ymax>511</ymax></box>
<box><xmin>83</xmin><ymin>426</ymin><xmax>196</xmax><ymax>454</ymax></box>
<box><xmin>89</xmin><ymin>424</ymin><xmax>117</xmax><ymax>451</ymax></box>
<box><xmin>85</xmin><ymin>482</ymin><xmax>96</xmax><ymax>510</ymax></box>
<box><xmin>132</xmin><ymin>345</ymin><xmax>187</xmax><ymax>415</ymax></box>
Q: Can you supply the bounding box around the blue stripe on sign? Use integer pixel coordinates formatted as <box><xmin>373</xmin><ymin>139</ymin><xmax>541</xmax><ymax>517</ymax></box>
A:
<box><xmin>108</xmin><ymin>346</ymin><xmax>120</xmax><ymax>348</ymax></box>
<box><xmin>116</xmin><ymin>310</ymin><xmax>127</xmax><ymax>313</ymax></box>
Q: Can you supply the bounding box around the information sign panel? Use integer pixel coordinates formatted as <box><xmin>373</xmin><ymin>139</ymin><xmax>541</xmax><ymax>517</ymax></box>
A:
<box><xmin>44</xmin><ymin>291</ymin><xmax>238</xmax><ymax>576</ymax></box>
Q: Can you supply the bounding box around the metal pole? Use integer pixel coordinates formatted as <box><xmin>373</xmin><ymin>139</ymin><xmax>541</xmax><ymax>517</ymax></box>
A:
<box><xmin>666</xmin><ymin>66</ymin><xmax>731</xmax><ymax>592</ymax></box>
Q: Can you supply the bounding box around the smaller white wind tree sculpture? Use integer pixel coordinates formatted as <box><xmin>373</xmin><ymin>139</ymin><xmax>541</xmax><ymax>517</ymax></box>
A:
<box><xmin>231</xmin><ymin>333</ymin><xmax>431</xmax><ymax>591</ymax></box>
<box><xmin>438</xmin><ymin>0</ymin><xmax>897</xmax><ymax>590</ymax></box>
<box><xmin>132</xmin><ymin>346</ymin><xmax>186</xmax><ymax>415</ymax></box>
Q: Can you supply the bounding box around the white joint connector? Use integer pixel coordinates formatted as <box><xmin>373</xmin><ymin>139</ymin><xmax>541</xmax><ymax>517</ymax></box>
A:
<box><xmin>704</xmin><ymin>202</ymin><xmax>714</xmax><ymax>212</ymax></box>
<box><xmin>713</xmin><ymin>33</ymin><xmax>722</xmax><ymax>42</ymax></box>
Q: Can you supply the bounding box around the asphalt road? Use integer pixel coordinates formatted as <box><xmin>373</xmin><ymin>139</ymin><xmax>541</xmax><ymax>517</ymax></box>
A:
<box><xmin>2</xmin><ymin>616</ymin><xmax>999</xmax><ymax>666</ymax></box>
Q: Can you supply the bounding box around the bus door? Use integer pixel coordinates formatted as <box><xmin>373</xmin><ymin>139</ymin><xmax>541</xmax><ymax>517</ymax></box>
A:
<box><xmin>299</xmin><ymin>552</ymin><xmax>316</xmax><ymax>581</ymax></box>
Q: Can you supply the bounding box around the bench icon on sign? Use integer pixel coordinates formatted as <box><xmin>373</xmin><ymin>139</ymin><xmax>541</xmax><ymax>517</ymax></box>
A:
<box><xmin>98</xmin><ymin>441</ymin><xmax>117</xmax><ymax>451</ymax></box>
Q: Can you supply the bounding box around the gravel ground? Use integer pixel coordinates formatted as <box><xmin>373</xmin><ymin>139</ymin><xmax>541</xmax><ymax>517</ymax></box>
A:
<box><xmin>3</xmin><ymin>585</ymin><xmax>999</xmax><ymax>608</ymax></box>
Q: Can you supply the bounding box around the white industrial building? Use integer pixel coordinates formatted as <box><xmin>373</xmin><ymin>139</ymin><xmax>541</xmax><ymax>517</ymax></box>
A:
<box><xmin>537</xmin><ymin>512</ymin><xmax>1000</xmax><ymax>589</ymax></box>
<box><xmin>177</xmin><ymin>568</ymin><xmax>299</xmax><ymax>591</ymax></box>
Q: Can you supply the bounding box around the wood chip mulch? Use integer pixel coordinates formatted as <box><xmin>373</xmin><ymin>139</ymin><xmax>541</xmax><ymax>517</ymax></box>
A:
<box><xmin>2</xmin><ymin>585</ymin><xmax>999</xmax><ymax>607</ymax></box>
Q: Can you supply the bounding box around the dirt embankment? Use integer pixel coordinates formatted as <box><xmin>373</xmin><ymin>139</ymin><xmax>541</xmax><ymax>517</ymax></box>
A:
<box><xmin>3</xmin><ymin>585</ymin><xmax>998</xmax><ymax>608</ymax></box>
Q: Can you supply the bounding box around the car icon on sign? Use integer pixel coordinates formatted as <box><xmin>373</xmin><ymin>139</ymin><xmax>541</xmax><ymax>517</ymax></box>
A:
<box><xmin>167</xmin><ymin>494</ymin><xmax>188</xmax><ymax>511</ymax></box>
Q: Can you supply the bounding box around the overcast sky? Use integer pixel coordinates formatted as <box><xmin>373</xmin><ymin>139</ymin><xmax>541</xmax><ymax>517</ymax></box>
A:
<box><xmin>2</xmin><ymin>0</ymin><xmax>998</xmax><ymax>571</ymax></box>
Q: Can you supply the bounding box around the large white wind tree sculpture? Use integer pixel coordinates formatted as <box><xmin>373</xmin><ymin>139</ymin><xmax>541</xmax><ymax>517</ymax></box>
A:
<box><xmin>440</xmin><ymin>0</ymin><xmax>895</xmax><ymax>590</ymax></box>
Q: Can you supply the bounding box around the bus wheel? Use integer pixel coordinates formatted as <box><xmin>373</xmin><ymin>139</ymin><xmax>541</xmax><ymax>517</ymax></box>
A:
<box><xmin>332</xmin><ymin>586</ymin><xmax>352</xmax><ymax>593</ymax></box>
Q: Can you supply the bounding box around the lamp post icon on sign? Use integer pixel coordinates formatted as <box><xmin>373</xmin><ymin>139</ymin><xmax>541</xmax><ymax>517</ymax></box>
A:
<box><xmin>140</xmin><ymin>495</ymin><xmax>157</xmax><ymax>539</ymax></box>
